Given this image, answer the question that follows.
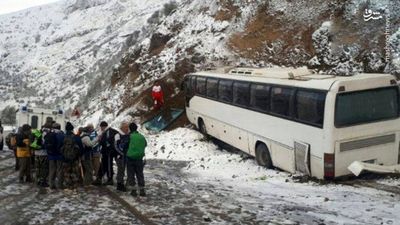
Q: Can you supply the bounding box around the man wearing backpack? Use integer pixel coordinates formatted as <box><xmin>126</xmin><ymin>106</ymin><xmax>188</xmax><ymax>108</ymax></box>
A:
<box><xmin>126</xmin><ymin>122</ymin><xmax>147</xmax><ymax>197</ymax></box>
<box><xmin>46</xmin><ymin>123</ymin><xmax>65</xmax><ymax>189</ymax></box>
<box><xmin>114</xmin><ymin>122</ymin><xmax>130</xmax><ymax>192</ymax></box>
<box><xmin>93</xmin><ymin>121</ymin><xmax>118</xmax><ymax>186</ymax></box>
<box><xmin>61</xmin><ymin>122</ymin><xmax>83</xmax><ymax>189</ymax></box>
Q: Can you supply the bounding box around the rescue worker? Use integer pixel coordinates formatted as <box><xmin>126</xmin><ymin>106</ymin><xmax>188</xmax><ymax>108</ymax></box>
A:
<box><xmin>16</xmin><ymin>124</ymin><xmax>32</xmax><ymax>183</ymax></box>
<box><xmin>126</xmin><ymin>122</ymin><xmax>147</xmax><ymax>197</ymax></box>
<box><xmin>114</xmin><ymin>122</ymin><xmax>130</xmax><ymax>192</ymax></box>
<box><xmin>31</xmin><ymin>128</ymin><xmax>49</xmax><ymax>187</ymax></box>
<box><xmin>151</xmin><ymin>81</ymin><xmax>164</xmax><ymax>110</ymax></box>
<box><xmin>62</xmin><ymin>122</ymin><xmax>84</xmax><ymax>189</ymax></box>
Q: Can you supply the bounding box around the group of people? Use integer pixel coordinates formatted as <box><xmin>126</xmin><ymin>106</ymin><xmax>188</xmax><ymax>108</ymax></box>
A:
<box><xmin>7</xmin><ymin>120</ymin><xmax>148</xmax><ymax>197</ymax></box>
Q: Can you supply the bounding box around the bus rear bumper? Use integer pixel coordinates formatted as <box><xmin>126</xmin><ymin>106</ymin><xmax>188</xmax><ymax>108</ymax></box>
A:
<box><xmin>348</xmin><ymin>161</ymin><xmax>400</xmax><ymax>176</ymax></box>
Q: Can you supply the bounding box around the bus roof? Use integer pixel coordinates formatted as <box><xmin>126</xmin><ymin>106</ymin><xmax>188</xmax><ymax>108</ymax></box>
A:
<box><xmin>191</xmin><ymin>67</ymin><xmax>396</xmax><ymax>91</ymax></box>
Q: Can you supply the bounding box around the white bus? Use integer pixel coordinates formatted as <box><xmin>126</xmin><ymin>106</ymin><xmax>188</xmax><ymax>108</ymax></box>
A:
<box><xmin>183</xmin><ymin>67</ymin><xmax>400</xmax><ymax>179</ymax></box>
<box><xmin>16</xmin><ymin>107</ymin><xmax>67</xmax><ymax>130</ymax></box>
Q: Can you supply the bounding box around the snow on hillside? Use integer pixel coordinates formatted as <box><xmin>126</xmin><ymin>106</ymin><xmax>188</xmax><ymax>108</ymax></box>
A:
<box><xmin>0</xmin><ymin>0</ymin><xmax>173</xmax><ymax>110</ymax></box>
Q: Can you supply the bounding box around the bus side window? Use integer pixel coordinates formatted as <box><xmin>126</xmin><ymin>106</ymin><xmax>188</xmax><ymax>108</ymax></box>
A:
<box><xmin>233</xmin><ymin>82</ymin><xmax>250</xmax><ymax>107</ymax></box>
<box><xmin>218</xmin><ymin>80</ymin><xmax>233</xmax><ymax>103</ymax></box>
<box><xmin>295</xmin><ymin>90</ymin><xmax>326</xmax><ymax>127</ymax></box>
<box><xmin>190</xmin><ymin>76</ymin><xmax>197</xmax><ymax>94</ymax></box>
<box><xmin>196</xmin><ymin>77</ymin><xmax>207</xmax><ymax>96</ymax></box>
<box><xmin>206</xmin><ymin>78</ymin><xmax>219</xmax><ymax>99</ymax></box>
<box><xmin>271</xmin><ymin>86</ymin><xmax>293</xmax><ymax>117</ymax></box>
<box><xmin>31</xmin><ymin>115</ymin><xmax>38</xmax><ymax>129</ymax></box>
<box><xmin>250</xmin><ymin>84</ymin><xmax>270</xmax><ymax>112</ymax></box>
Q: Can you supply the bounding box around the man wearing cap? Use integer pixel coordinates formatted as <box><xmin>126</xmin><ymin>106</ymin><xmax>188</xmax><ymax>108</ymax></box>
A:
<box><xmin>63</xmin><ymin>122</ymin><xmax>84</xmax><ymax>189</ymax></box>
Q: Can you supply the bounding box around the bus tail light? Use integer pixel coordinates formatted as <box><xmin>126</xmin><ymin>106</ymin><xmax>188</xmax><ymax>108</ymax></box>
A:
<box><xmin>324</xmin><ymin>153</ymin><xmax>335</xmax><ymax>179</ymax></box>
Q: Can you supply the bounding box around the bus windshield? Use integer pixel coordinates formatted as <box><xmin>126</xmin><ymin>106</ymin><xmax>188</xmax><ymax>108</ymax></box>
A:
<box><xmin>335</xmin><ymin>87</ymin><xmax>399</xmax><ymax>127</ymax></box>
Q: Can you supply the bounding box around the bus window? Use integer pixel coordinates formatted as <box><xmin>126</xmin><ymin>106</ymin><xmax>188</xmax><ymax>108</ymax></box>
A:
<box><xmin>295</xmin><ymin>90</ymin><xmax>326</xmax><ymax>127</ymax></box>
<box><xmin>196</xmin><ymin>77</ymin><xmax>207</xmax><ymax>96</ymax></box>
<box><xmin>190</xmin><ymin>76</ymin><xmax>197</xmax><ymax>93</ymax></box>
<box><xmin>218</xmin><ymin>80</ymin><xmax>233</xmax><ymax>103</ymax></box>
<box><xmin>206</xmin><ymin>78</ymin><xmax>219</xmax><ymax>99</ymax></box>
<box><xmin>184</xmin><ymin>76</ymin><xmax>191</xmax><ymax>92</ymax></box>
<box><xmin>250</xmin><ymin>84</ymin><xmax>270</xmax><ymax>112</ymax></box>
<box><xmin>335</xmin><ymin>87</ymin><xmax>399</xmax><ymax>127</ymax></box>
<box><xmin>233</xmin><ymin>82</ymin><xmax>250</xmax><ymax>107</ymax></box>
<box><xmin>271</xmin><ymin>86</ymin><xmax>293</xmax><ymax>117</ymax></box>
<box><xmin>31</xmin><ymin>115</ymin><xmax>38</xmax><ymax>129</ymax></box>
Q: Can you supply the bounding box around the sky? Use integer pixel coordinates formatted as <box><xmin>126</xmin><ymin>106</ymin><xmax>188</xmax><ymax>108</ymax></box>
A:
<box><xmin>0</xmin><ymin>0</ymin><xmax>60</xmax><ymax>15</ymax></box>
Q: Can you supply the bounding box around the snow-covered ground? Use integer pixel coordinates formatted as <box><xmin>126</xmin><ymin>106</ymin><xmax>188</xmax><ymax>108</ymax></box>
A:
<box><xmin>105</xmin><ymin>128</ymin><xmax>400</xmax><ymax>224</ymax></box>
<box><xmin>1</xmin><ymin>127</ymin><xmax>399</xmax><ymax>224</ymax></box>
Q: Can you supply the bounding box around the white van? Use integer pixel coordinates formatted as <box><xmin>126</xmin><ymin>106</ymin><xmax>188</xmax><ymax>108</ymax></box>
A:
<box><xmin>16</xmin><ymin>107</ymin><xmax>67</xmax><ymax>130</ymax></box>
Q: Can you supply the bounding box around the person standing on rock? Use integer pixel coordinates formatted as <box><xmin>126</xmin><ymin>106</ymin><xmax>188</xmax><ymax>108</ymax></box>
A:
<box><xmin>114</xmin><ymin>122</ymin><xmax>130</xmax><ymax>192</ymax></box>
<box><xmin>16</xmin><ymin>124</ymin><xmax>32</xmax><ymax>183</ymax></box>
<box><xmin>152</xmin><ymin>80</ymin><xmax>164</xmax><ymax>110</ymax></box>
<box><xmin>126</xmin><ymin>122</ymin><xmax>147</xmax><ymax>197</ymax></box>
<box><xmin>93</xmin><ymin>121</ymin><xmax>118</xmax><ymax>186</ymax></box>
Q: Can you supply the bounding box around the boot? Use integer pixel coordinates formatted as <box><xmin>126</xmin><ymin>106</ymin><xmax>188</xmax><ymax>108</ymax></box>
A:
<box><xmin>92</xmin><ymin>178</ymin><xmax>102</xmax><ymax>186</ymax></box>
<box><xmin>139</xmin><ymin>188</ymin><xmax>146</xmax><ymax>197</ymax></box>
<box><xmin>117</xmin><ymin>183</ymin><xmax>127</xmax><ymax>192</ymax></box>
<box><xmin>130</xmin><ymin>189</ymin><xmax>137</xmax><ymax>197</ymax></box>
<box><xmin>104</xmin><ymin>179</ymin><xmax>114</xmax><ymax>186</ymax></box>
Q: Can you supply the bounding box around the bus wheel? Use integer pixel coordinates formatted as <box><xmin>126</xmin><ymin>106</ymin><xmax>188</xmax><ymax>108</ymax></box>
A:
<box><xmin>198</xmin><ymin>119</ymin><xmax>207</xmax><ymax>136</ymax></box>
<box><xmin>256</xmin><ymin>144</ymin><xmax>273</xmax><ymax>169</ymax></box>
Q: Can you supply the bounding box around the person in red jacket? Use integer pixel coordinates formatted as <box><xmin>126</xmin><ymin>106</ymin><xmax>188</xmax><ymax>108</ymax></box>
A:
<box><xmin>151</xmin><ymin>81</ymin><xmax>164</xmax><ymax>110</ymax></box>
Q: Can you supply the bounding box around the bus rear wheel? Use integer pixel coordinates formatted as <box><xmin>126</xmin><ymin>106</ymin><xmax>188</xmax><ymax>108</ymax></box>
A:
<box><xmin>256</xmin><ymin>144</ymin><xmax>273</xmax><ymax>169</ymax></box>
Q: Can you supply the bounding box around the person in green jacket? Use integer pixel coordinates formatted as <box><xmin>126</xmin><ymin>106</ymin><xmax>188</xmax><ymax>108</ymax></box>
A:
<box><xmin>126</xmin><ymin>122</ymin><xmax>147</xmax><ymax>197</ymax></box>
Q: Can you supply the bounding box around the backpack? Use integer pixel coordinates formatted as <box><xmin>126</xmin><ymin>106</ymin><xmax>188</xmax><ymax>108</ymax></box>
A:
<box><xmin>119</xmin><ymin>134</ymin><xmax>130</xmax><ymax>153</ymax></box>
<box><xmin>61</xmin><ymin>135</ymin><xmax>80</xmax><ymax>161</ymax></box>
<box><xmin>7</xmin><ymin>133</ymin><xmax>17</xmax><ymax>149</ymax></box>
<box><xmin>44</xmin><ymin>131</ymin><xmax>58</xmax><ymax>155</ymax></box>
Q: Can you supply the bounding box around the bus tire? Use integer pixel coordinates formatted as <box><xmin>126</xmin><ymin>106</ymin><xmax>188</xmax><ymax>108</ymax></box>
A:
<box><xmin>256</xmin><ymin>143</ymin><xmax>273</xmax><ymax>169</ymax></box>
<box><xmin>198</xmin><ymin>118</ymin><xmax>208</xmax><ymax>137</ymax></box>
